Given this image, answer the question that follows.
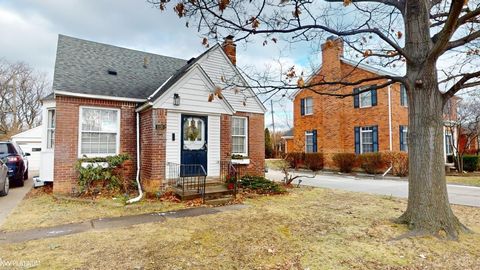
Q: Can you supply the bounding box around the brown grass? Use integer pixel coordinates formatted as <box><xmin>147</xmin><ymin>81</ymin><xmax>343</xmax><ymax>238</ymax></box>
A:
<box><xmin>447</xmin><ymin>175</ymin><xmax>480</xmax><ymax>187</ymax></box>
<box><xmin>0</xmin><ymin>188</ymin><xmax>186</xmax><ymax>232</ymax></box>
<box><xmin>0</xmin><ymin>187</ymin><xmax>479</xmax><ymax>269</ymax></box>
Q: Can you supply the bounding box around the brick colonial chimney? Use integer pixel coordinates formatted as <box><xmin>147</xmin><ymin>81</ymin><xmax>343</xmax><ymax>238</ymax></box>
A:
<box><xmin>222</xmin><ymin>35</ymin><xmax>236</xmax><ymax>65</ymax></box>
<box><xmin>321</xmin><ymin>36</ymin><xmax>343</xmax><ymax>80</ymax></box>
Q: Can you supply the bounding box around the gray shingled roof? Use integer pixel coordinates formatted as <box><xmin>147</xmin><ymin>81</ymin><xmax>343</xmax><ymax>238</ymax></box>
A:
<box><xmin>52</xmin><ymin>35</ymin><xmax>187</xmax><ymax>100</ymax></box>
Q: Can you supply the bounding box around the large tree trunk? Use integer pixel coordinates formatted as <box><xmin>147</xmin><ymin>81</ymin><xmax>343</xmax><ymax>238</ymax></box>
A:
<box><xmin>397</xmin><ymin>0</ymin><xmax>469</xmax><ymax>239</ymax></box>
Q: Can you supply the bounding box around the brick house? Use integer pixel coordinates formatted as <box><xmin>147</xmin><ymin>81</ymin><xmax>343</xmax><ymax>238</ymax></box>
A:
<box><xmin>290</xmin><ymin>37</ymin><xmax>457</xmax><ymax>168</ymax></box>
<box><xmin>38</xmin><ymin>35</ymin><xmax>266</xmax><ymax>194</ymax></box>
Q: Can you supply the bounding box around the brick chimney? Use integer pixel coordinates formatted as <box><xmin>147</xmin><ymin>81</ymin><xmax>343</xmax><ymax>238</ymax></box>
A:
<box><xmin>321</xmin><ymin>36</ymin><xmax>343</xmax><ymax>80</ymax></box>
<box><xmin>222</xmin><ymin>35</ymin><xmax>236</xmax><ymax>65</ymax></box>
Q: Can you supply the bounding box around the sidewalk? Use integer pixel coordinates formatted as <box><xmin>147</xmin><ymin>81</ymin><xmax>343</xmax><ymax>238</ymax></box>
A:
<box><xmin>0</xmin><ymin>204</ymin><xmax>247</xmax><ymax>243</ymax></box>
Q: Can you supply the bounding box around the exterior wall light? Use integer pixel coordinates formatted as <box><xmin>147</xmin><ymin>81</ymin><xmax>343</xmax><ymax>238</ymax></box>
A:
<box><xmin>173</xmin><ymin>93</ymin><xmax>180</xmax><ymax>106</ymax></box>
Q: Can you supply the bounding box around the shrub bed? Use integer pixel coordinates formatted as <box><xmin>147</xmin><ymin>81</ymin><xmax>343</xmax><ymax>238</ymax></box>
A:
<box><xmin>358</xmin><ymin>153</ymin><xmax>386</xmax><ymax>174</ymax></box>
<box><xmin>75</xmin><ymin>154</ymin><xmax>131</xmax><ymax>195</ymax></box>
<box><xmin>463</xmin><ymin>155</ymin><xmax>480</xmax><ymax>172</ymax></box>
<box><xmin>383</xmin><ymin>151</ymin><xmax>408</xmax><ymax>176</ymax></box>
<box><xmin>332</xmin><ymin>153</ymin><xmax>357</xmax><ymax>173</ymax></box>
<box><xmin>304</xmin><ymin>153</ymin><xmax>325</xmax><ymax>171</ymax></box>
<box><xmin>285</xmin><ymin>152</ymin><xmax>305</xmax><ymax>169</ymax></box>
<box><xmin>239</xmin><ymin>175</ymin><xmax>286</xmax><ymax>194</ymax></box>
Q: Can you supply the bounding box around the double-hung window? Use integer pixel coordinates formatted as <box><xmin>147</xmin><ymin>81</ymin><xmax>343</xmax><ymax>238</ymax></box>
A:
<box><xmin>46</xmin><ymin>109</ymin><xmax>56</xmax><ymax>149</ymax></box>
<box><xmin>400</xmin><ymin>125</ymin><xmax>408</xmax><ymax>152</ymax></box>
<box><xmin>232</xmin><ymin>117</ymin><xmax>248</xmax><ymax>156</ymax></box>
<box><xmin>354</xmin><ymin>85</ymin><xmax>377</xmax><ymax>108</ymax></box>
<box><xmin>400</xmin><ymin>85</ymin><xmax>408</xmax><ymax>107</ymax></box>
<box><xmin>445</xmin><ymin>132</ymin><xmax>453</xmax><ymax>155</ymax></box>
<box><xmin>360</xmin><ymin>127</ymin><xmax>374</xmax><ymax>153</ymax></box>
<box><xmin>300</xmin><ymin>97</ymin><xmax>313</xmax><ymax>115</ymax></box>
<box><xmin>355</xmin><ymin>126</ymin><xmax>378</xmax><ymax>154</ymax></box>
<box><xmin>305</xmin><ymin>132</ymin><xmax>314</xmax><ymax>153</ymax></box>
<box><xmin>79</xmin><ymin>107</ymin><xmax>120</xmax><ymax>157</ymax></box>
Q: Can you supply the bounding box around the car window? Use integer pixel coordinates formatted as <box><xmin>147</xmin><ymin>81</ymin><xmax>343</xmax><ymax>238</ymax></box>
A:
<box><xmin>0</xmin><ymin>143</ymin><xmax>17</xmax><ymax>158</ymax></box>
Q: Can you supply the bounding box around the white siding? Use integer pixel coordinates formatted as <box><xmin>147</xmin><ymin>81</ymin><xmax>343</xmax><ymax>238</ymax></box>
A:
<box><xmin>198</xmin><ymin>47</ymin><xmax>265</xmax><ymax>113</ymax></box>
<box><xmin>154</xmin><ymin>67</ymin><xmax>232</xmax><ymax>115</ymax></box>
<box><xmin>165</xmin><ymin>111</ymin><xmax>181</xmax><ymax>178</ymax></box>
<box><xmin>207</xmin><ymin>115</ymin><xmax>221</xmax><ymax>177</ymax></box>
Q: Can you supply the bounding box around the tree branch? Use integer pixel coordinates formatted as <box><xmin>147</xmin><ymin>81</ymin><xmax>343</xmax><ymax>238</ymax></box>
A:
<box><xmin>429</xmin><ymin>1</ymin><xmax>466</xmax><ymax>60</ymax></box>
<box><xmin>447</xmin><ymin>30</ymin><xmax>480</xmax><ymax>50</ymax></box>
<box><xmin>325</xmin><ymin>0</ymin><xmax>405</xmax><ymax>10</ymax></box>
<box><xmin>443</xmin><ymin>70</ymin><xmax>480</xmax><ymax>100</ymax></box>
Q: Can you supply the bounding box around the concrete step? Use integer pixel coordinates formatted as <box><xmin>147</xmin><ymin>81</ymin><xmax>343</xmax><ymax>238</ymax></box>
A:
<box><xmin>174</xmin><ymin>184</ymin><xmax>235</xmax><ymax>200</ymax></box>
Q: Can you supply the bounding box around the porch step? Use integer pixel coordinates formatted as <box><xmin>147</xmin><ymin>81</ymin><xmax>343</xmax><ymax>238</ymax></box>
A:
<box><xmin>174</xmin><ymin>184</ymin><xmax>234</xmax><ymax>201</ymax></box>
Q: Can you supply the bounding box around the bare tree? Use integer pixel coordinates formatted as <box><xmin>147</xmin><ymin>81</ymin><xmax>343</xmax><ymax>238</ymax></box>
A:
<box><xmin>0</xmin><ymin>60</ymin><xmax>48</xmax><ymax>139</ymax></box>
<box><xmin>445</xmin><ymin>96</ymin><xmax>480</xmax><ymax>172</ymax></box>
<box><xmin>148</xmin><ymin>0</ymin><xmax>480</xmax><ymax>239</ymax></box>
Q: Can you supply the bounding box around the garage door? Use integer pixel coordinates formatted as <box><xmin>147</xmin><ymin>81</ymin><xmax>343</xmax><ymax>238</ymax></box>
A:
<box><xmin>17</xmin><ymin>142</ymin><xmax>42</xmax><ymax>171</ymax></box>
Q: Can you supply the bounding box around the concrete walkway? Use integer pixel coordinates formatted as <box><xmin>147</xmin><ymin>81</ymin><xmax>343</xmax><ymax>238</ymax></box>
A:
<box><xmin>0</xmin><ymin>177</ymin><xmax>33</xmax><ymax>227</ymax></box>
<box><xmin>0</xmin><ymin>204</ymin><xmax>247</xmax><ymax>244</ymax></box>
<box><xmin>267</xmin><ymin>169</ymin><xmax>480</xmax><ymax>208</ymax></box>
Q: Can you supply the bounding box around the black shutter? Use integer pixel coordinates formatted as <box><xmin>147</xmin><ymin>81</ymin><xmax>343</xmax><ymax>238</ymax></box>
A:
<box><xmin>354</xmin><ymin>127</ymin><xmax>360</xmax><ymax>154</ymax></box>
<box><xmin>312</xmin><ymin>129</ymin><xmax>318</xmax><ymax>153</ymax></box>
<box><xmin>300</xmin><ymin>98</ymin><xmax>305</xmax><ymax>116</ymax></box>
<box><xmin>399</xmin><ymin>125</ymin><xmax>404</xmax><ymax>151</ymax></box>
<box><xmin>372</xmin><ymin>126</ymin><xmax>379</xmax><ymax>152</ymax></box>
<box><xmin>353</xmin><ymin>88</ymin><xmax>359</xmax><ymax>108</ymax></box>
<box><xmin>371</xmin><ymin>85</ymin><xmax>377</xmax><ymax>106</ymax></box>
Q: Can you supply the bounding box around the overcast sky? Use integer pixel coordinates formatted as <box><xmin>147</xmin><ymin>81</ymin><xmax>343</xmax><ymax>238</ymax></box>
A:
<box><xmin>0</xmin><ymin>0</ymin><xmax>308</xmax><ymax>130</ymax></box>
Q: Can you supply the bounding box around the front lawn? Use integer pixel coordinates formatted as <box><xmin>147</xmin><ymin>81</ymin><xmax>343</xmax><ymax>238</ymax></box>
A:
<box><xmin>0</xmin><ymin>188</ymin><xmax>186</xmax><ymax>232</ymax></box>
<box><xmin>0</xmin><ymin>188</ymin><xmax>479</xmax><ymax>269</ymax></box>
<box><xmin>447</xmin><ymin>175</ymin><xmax>480</xmax><ymax>187</ymax></box>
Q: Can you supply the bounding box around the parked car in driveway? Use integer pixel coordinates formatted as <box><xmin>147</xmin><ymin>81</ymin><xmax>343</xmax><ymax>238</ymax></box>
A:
<box><xmin>0</xmin><ymin>159</ymin><xmax>8</xmax><ymax>196</ymax></box>
<box><xmin>0</xmin><ymin>141</ymin><xmax>29</xmax><ymax>187</ymax></box>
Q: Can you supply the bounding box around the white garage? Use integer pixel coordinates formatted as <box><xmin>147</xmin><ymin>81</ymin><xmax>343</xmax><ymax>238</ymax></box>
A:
<box><xmin>11</xmin><ymin>126</ymin><xmax>42</xmax><ymax>172</ymax></box>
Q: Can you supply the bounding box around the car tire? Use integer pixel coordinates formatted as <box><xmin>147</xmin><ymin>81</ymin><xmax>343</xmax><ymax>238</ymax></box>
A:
<box><xmin>12</xmin><ymin>176</ymin><xmax>24</xmax><ymax>187</ymax></box>
<box><xmin>24</xmin><ymin>169</ymin><xmax>28</xmax><ymax>180</ymax></box>
<box><xmin>0</xmin><ymin>179</ymin><xmax>8</xmax><ymax>196</ymax></box>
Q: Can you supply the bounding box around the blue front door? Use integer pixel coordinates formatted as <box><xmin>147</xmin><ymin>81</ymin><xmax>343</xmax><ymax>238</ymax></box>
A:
<box><xmin>181</xmin><ymin>115</ymin><xmax>208</xmax><ymax>176</ymax></box>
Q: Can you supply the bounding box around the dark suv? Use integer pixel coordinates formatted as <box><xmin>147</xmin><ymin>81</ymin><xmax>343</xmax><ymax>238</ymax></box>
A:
<box><xmin>0</xmin><ymin>141</ymin><xmax>29</xmax><ymax>187</ymax></box>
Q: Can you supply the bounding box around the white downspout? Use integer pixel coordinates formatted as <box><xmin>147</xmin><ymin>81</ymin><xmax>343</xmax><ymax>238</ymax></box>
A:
<box><xmin>383</xmin><ymin>85</ymin><xmax>393</xmax><ymax>177</ymax></box>
<box><xmin>127</xmin><ymin>112</ymin><xmax>143</xmax><ymax>204</ymax></box>
<box><xmin>388</xmin><ymin>85</ymin><xmax>393</xmax><ymax>151</ymax></box>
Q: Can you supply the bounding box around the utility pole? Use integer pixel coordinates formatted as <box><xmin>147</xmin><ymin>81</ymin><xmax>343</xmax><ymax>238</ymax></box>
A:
<box><xmin>270</xmin><ymin>100</ymin><xmax>276</xmax><ymax>155</ymax></box>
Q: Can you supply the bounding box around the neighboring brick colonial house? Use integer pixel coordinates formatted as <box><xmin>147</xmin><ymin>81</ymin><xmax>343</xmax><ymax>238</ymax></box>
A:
<box><xmin>291</xmin><ymin>37</ymin><xmax>457</xmax><ymax>168</ymax></box>
<box><xmin>38</xmin><ymin>35</ymin><xmax>266</xmax><ymax>194</ymax></box>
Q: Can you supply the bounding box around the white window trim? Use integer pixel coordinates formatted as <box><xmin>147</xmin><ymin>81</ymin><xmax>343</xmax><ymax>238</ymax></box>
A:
<box><xmin>445</xmin><ymin>132</ymin><xmax>453</xmax><ymax>155</ymax></box>
<box><xmin>78</xmin><ymin>106</ymin><xmax>121</xmax><ymax>158</ymax></box>
<box><xmin>305</xmin><ymin>131</ymin><xmax>314</xmax><ymax>153</ymax></box>
<box><xmin>401</xmin><ymin>86</ymin><xmax>408</xmax><ymax>107</ymax></box>
<box><xmin>304</xmin><ymin>97</ymin><xmax>313</xmax><ymax>115</ymax></box>
<box><xmin>359</xmin><ymin>90</ymin><xmax>372</xmax><ymax>108</ymax></box>
<box><xmin>232</xmin><ymin>116</ymin><xmax>248</xmax><ymax>156</ymax></box>
<box><xmin>401</xmin><ymin>126</ymin><xmax>408</xmax><ymax>152</ymax></box>
<box><xmin>46</xmin><ymin>108</ymin><xmax>56</xmax><ymax>150</ymax></box>
<box><xmin>360</xmin><ymin>127</ymin><xmax>373</xmax><ymax>154</ymax></box>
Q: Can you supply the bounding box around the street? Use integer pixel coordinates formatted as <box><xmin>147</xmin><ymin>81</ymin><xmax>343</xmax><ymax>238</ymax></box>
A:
<box><xmin>267</xmin><ymin>169</ymin><xmax>480</xmax><ymax>207</ymax></box>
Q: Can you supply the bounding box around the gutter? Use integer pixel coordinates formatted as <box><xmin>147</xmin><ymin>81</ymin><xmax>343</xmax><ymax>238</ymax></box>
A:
<box><xmin>127</xmin><ymin>112</ymin><xmax>143</xmax><ymax>204</ymax></box>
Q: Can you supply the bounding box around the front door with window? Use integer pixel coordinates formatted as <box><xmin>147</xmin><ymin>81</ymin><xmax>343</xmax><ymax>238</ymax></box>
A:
<box><xmin>181</xmin><ymin>115</ymin><xmax>208</xmax><ymax>176</ymax></box>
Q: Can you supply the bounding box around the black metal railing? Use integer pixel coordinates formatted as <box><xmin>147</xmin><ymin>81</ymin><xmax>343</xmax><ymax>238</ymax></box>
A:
<box><xmin>220</xmin><ymin>160</ymin><xmax>240</xmax><ymax>198</ymax></box>
<box><xmin>166</xmin><ymin>162</ymin><xmax>207</xmax><ymax>202</ymax></box>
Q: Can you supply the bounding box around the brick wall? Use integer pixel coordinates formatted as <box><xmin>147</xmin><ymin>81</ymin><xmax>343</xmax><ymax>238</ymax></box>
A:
<box><xmin>220</xmin><ymin>114</ymin><xmax>232</xmax><ymax>162</ymax></box>
<box><xmin>139</xmin><ymin>108</ymin><xmax>166</xmax><ymax>192</ymax></box>
<box><xmin>292</xmin><ymin>38</ymin><xmax>408</xmax><ymax>168</ymax></box>
<box><xmin>53</xmin><ymin>96</ymin><xmax>137</xmax><ymax>194</ymax></box>
<box><xmin>233</xmin><ymin>112</ymin><xmax>265</xmax><ymax>177</ymax></box>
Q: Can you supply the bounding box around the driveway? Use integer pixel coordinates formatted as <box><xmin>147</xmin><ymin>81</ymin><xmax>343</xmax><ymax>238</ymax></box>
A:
<box><xmin>266</xmin><ymin>170</ymin><xmax>480</xmax><ymax>208</ymax></box>
<box><xmin>0</xmin><ymin>176</ymin><xmax>33</xmax><ymax>226</ymax></box>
